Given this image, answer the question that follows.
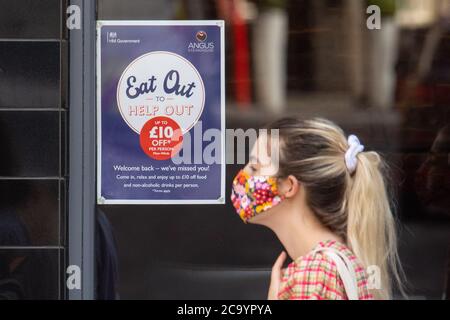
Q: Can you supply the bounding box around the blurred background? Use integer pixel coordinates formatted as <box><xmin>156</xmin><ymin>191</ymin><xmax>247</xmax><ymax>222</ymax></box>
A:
<box><xmin>0</xmin><ymin>0</ymin><xmax>449</xmax><ymax>299</ymax></box>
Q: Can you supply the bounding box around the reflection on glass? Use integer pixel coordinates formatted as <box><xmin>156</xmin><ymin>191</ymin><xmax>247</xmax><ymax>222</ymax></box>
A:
<box><xmin>0</xmin><ymin>249</ymin><xmax>60</xmax><ymax>299</ymax></box>
<box><xmin>96</xmin><ymin>0</ymin><xmax>450</xmax><ymax>300</ymax></box>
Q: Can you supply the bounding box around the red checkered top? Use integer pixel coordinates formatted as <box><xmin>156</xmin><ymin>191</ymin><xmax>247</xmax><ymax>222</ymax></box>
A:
<box><xmin>277</xmin><ymin>240</ymin><xmax>374</xmax><ymax>300</ymax></box>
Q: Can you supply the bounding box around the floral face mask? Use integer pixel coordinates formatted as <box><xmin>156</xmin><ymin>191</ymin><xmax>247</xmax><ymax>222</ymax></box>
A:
<box><xmin>230</xmin><ymin>170</ymin><xmax>285</xmax><ymax>223</ymax></box>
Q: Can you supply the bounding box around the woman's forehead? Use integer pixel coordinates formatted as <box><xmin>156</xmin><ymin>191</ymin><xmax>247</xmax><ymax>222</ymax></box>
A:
<box><xmin>249</xmin><ymin>136</ymin><xmax>281</xmax><ymax>175</ymax></box>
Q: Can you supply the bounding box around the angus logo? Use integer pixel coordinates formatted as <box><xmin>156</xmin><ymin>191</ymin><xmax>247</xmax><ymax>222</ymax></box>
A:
<box><xmin>196</xmin><ymin>31</ymin><xmax>207</xmax><ymax>42</ymax></box>
<box><xmin>189</xmin><ymin>31</ymin><xmax>214</xmax><ymax>52</ymax></box>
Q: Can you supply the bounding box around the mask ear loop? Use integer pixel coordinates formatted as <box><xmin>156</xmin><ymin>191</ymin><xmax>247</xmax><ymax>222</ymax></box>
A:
<box><xmin>273</xmin><ymin>174</ymin><xmax>289</xmax><ymax>200</ymax></box>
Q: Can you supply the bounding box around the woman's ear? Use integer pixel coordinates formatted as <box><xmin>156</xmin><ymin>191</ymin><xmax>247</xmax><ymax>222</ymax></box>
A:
<box><xmin>280</xmin><ymin>175</ymin><xmax>300</xmax><ymax>199</ymax></box>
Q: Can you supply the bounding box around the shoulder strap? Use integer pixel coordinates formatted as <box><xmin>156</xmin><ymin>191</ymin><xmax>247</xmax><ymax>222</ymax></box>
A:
<box><xmin>312</xmin><ymin>247</ymin><xmax>359</xmax><ymax>300</ymax></box>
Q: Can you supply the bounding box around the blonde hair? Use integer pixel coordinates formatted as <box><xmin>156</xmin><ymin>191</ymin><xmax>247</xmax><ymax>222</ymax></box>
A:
<box><xmin>267</xmin><ymin>117</ymin><xmax>406</xmax><ymax>299</ymax></box>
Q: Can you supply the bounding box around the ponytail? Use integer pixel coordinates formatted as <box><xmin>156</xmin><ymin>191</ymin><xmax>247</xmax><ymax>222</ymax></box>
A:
<box><xmin>346</xmin><ymin>151</ymin><xmax>406</xmax><ymax>299</ymax></box>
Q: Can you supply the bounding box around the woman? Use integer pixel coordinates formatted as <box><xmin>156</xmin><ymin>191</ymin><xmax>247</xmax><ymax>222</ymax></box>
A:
<box><xmin>231</xmin><ymin>118</ymin><xmax>405</xmax><ymax>300</ymax></box>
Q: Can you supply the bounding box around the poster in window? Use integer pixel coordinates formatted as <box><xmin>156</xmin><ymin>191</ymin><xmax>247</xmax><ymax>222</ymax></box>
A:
<box><xmin>96</xmin><ymin>21</ymin><xmax>225</xmax><ymax>204</ymax></box>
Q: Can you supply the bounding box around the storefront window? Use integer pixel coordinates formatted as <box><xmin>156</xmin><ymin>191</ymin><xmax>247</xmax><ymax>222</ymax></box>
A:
<box><xmin>0</xmin><ymin>0</ymin><xmax>448</xmax><ymax>300</ymax></box>
<box><xmin>94</xmin><ymin>0</ymin><xmax>450</xmax><ymax>300</ymax></box>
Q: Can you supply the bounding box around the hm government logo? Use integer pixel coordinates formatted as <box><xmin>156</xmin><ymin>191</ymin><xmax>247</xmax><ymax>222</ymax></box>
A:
<box><xmin>107</xmin><ymin>31</ymin><xmax>117</xmax><ymax>42</ymax></box>
<box><xmin>188</xmin><ymin>30</ymin><xmax>214</xmax><ymax>53</ymax></box>
<box><xmin>107</xmin><ymin>31</ymin><xmax>140</xmax><ymax>44</ymax></box>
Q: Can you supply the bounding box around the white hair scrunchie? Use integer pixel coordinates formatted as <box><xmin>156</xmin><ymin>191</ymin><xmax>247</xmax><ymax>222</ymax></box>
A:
<box><xmin>345</xmin><ymin>135</ymin><xmax>364</xmax><ymax>174</ymax></box>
